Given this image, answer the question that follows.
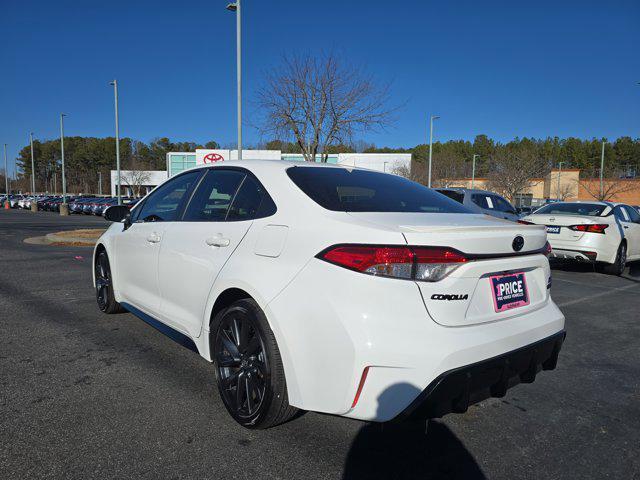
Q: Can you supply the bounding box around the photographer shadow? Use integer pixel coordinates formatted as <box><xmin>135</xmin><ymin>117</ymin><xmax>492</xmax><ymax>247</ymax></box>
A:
<box><xmin>342</xmin><ymin>383</ymin><xmax>485</xmax><ymax>480</ymax></box>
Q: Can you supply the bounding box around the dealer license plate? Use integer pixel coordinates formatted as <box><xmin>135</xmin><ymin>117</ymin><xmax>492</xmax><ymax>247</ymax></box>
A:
<box><xmin>490</xmin><ymin>272</ymin><xmax>530</xmax><ymax>313</ymax></box>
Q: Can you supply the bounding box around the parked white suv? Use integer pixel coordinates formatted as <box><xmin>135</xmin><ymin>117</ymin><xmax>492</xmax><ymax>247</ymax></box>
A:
<box><xmin>95</xmin><ymin>161</ymin><xmax>565</xmax><ymax>428</ymax></box>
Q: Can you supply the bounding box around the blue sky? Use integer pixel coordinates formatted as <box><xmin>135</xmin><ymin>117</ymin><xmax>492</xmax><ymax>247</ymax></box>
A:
<box><xmin>1</xmin><ymin>0</ymin><xmax>639</xmax><ymax>176</ymax></box>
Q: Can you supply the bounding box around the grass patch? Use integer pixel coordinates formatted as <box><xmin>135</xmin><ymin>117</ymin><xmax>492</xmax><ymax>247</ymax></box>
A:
<box><xmin>53</xmin><ymin>228</ymin><xmax>106</xmax><ymax>239</ymax></box>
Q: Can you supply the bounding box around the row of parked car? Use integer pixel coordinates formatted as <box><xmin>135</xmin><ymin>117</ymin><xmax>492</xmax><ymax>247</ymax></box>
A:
<box><xmin>1</xmin><ymin>194</ymin><xmax>139</xmax><ymax>216</ymax></box>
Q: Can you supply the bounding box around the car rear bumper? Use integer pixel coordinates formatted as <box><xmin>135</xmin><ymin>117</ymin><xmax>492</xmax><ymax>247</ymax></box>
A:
<box><xmin>393</xmin><ymin>330</ymin><xmax>565</xmax><ymax>421</ymax></box>
<box><xmin>549</xmin><ymin>248</ymin><xmax>598</xmax><ymax>262</ymax></box>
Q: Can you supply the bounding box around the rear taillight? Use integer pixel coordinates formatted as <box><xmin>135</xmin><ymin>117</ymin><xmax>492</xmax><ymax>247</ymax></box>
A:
<box><xmin>517</xmin><ymin>220</ymin><xmax>535</xmax><ymax>225</ymax></box>
<box><xmin>544</xmin><ymin>241</ymin><xmax>552</xmax><ymax>256</ymax></box>
<box><xmin>568</xmin><ymin>224</ymin><xmax>608</xmax><ymax>234</ymax></box>
<box><xmin>318</xmin><ymin>245</ymin><xmax>467</xmax><ymax>282</ymax></box>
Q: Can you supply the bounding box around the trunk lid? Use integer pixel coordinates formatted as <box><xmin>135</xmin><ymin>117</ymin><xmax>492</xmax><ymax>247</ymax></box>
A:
<box><xmin>347</xmin><ymin>212</ymin><xmax>550</xmax><ymax>327</ymax></box>
<box><xmin>523</xmin><ymin>214</ymin><xmax>603</xmax><ymax>242</ymax></box>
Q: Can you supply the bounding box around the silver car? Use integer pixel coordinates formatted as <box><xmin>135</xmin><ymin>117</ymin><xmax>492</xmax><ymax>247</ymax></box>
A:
<box><xmin>436</xmin><ymin>188</ymin><xmax>520</xmax><ymax>222</ymax></box>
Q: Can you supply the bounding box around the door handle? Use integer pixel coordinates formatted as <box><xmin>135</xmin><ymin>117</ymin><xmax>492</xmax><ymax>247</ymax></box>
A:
<box><xmin>206</xmin><ymin>236</ymin><xmax>230</xmax><ymax>247</ymax></box>
<box><xmin>623</xmin><ymin>225</ymin><xmax>629</xmax><ymax>229</ymax></box>
<box><xmin>146</xmin><ymin>233</ymin><xmax>161</xmax><ymax>243</ymax></box>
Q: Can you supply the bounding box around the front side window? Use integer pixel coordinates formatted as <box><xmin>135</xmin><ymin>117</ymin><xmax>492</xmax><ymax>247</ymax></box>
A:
<box><xmin>286</xmin><ymin>167</ymin><xmax>470</xmax><ymax>214</ymax></box>
<box><xmin>491</xmin><ymin>195</ymin><xmax>516</xmax><ymax>213</ymax></box>
<box><xmin>471</xmin><ymin>194</ymin><xmax>491</xmax><ymax>210</ymax></box>
<box><xmin>182</xmin><ymin>169</ymin><xmax>246</xmax><ymax>221</ymax></box>
<box><xmin>136</xmin><ymin>170</ymin><xmax>202</xmax><ymax>222</ymax></box>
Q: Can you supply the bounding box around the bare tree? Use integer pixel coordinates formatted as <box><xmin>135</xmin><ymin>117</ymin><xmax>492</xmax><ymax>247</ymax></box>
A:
<box><xmin>485</xmin><ymin>150</ymin><xmax>550</xmax><ymax>201</ymax></box>
<box><xmin>257</xmin><ymin>52</ymin><xmax>395</xmax><ymax>162</ymax></box>
<box><xmin>121</xmin><ymin>170</ymin><xmax>151</xmax><ymax>198</ymax></box>
<box><xmin>432</xmin><ymin>151</ymin><xmax>470</xmax><ymax>187</ymax></box>
<box><xmin>578</xmin><ymin>178</ymin><xmax>638</xmax><ymax>201</ymax></box>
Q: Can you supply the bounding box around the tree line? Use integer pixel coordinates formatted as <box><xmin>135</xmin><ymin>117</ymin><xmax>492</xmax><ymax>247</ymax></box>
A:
<box><xmin>13</xmin><ymin>137</ymin><xmax>219</xmax><ymax>193</ymax></box>
<box><xmin>10</xmin><ymin>134</ymin><xmax>639</xmax><ymax>195</ymax></box>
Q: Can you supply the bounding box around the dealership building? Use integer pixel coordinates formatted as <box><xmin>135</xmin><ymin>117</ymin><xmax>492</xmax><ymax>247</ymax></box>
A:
<box><xmin>111</xmin><ymin>149</ymin><xmax>412</xmax><ymax>196</ymax></box>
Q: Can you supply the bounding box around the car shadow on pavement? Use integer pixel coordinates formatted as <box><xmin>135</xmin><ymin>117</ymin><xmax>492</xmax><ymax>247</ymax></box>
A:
<box><xmin>342</xmin><ymin>383</ymin><xmax>485</xmax><ymax>480</ymax></box>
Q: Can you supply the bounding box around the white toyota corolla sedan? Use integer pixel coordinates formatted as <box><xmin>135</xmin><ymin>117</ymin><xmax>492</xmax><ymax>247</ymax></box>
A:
<box><xmin>522</xmin><ymin>201</ymin><xmax>640</xmax><ymax>275</ymax></box>
<box><xmin>95</xmin><ymin>161</ymin><xmax>565</xmax><ymax>429</ymax></box>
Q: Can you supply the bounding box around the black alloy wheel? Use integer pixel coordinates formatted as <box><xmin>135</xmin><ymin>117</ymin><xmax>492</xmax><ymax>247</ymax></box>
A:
<box><xmin>212</xmin><ymin>299</ymin><xmax>298</xmax><ymax>429</ymax></box>
<box><xmin>95</xmin><ymin>251</ymin><xmax>126</xmax><ymax>314</ymax></box>
<box><xmin>215</xmin><ymin>312</ymin><xmax>268</xmax><ymax>420</ymax></box>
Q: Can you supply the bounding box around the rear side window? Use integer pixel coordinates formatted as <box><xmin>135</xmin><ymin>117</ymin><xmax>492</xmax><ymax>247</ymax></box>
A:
<box><xmin>227</xmin><ymin>175</ymin><xmax>277</xmax><ymax>221</ymax></box>
<box><xmin>436</xmin><ymin>189</ymin><xmax>464</xmax><ymax>204</ymax></box>
<box><xmin>286</xmin><ymin>167</ymin><xmax>471</xmax><ymax>213</ymax></box>
<box><xmin>535</xmin><ymin>203</ymin><xmax>607</xmax><ymax>216</ymax></box>
<box><xmin>183</xmin><ymin>169</ymin><xmax>246</xmax><ymax>221</ymax></box>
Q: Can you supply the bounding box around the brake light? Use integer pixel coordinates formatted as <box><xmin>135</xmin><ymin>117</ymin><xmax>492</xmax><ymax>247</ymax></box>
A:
<box><xmin>518</xmin><ymin>220</ymin><xmax>535</xmax><ymax>225</ymax></box>
<box><xmin>319</xmin><ymin>245</ymin><xmax>468</xmax><ymax>282</ymax></box>
<box><xmin>544</xmin><ymin>241</ymin><xmax>552</xmax><ymax>256</ymax></box>
<box><xmin>568</xmin><ymin>224</ymin><xmax>608</xmax><ymax>234</ymax></box>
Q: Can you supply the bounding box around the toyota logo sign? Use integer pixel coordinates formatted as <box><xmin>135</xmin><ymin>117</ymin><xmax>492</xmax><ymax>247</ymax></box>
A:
<box><xmin>203</xmin><ymin>153</ymin><xmax>224</xmax><ymax>163</ymax></box>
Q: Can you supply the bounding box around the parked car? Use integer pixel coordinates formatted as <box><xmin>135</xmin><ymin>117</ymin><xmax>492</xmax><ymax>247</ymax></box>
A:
<box><xmin>436</xmin><ymin>188</ymin><xmax>520</xmax><ymax>222</ymax></box>
<box><xmin>95</xmin><ymin>161</ymin><xmax>565</xmax><ymax>429</ymax></box>
<box><xmin>93</xmin><ymin>198</ymin><xmax>118</xmax><ymax>216</ymax></box>
<box><xmin>70</xmin><ymin>197</ymin><xmax>95</xmax><ymax>214</ymax></box>
<box><xmin>522</xmin><ymin>201</ymin><xmax>640</xmax><ymax>275</ymax></box>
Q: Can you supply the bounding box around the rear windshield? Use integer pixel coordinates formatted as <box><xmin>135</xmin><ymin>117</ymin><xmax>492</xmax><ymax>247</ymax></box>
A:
<box><xmin>436</xmin><ymin>189</ymin><xmax>465</xmax><ymax>204</ymax></box>
<box><xmin>286</xmin><ymin>167</ymin><xmax>471</xmax><ymax>214</ymax></box>
<box><xmin>534</xmin><ymin>203</ymin><xmax>607</xmax><ymax>216</ymax></box>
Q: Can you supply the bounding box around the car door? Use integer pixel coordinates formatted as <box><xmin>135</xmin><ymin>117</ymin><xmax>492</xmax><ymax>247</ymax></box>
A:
<box><xmin>157</xmin><ymin>168</ymin><xmax>276</xmax><ymax>338</ymax></box>
<box><xmin>114</xmin><ymin>170</ymin><xmax>203</xmax><ymax>317</ymax></box>
<box><xmin>621</xmin><ymin>205</ymin><xmax>640</xmax><ymax>259</ymax></box>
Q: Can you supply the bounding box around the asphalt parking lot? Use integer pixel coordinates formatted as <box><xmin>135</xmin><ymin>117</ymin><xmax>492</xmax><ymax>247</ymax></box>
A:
<box><xmin>1</xmin><ymin>208</ymin><xmax>639</xmax><ymax>480</ymax></box>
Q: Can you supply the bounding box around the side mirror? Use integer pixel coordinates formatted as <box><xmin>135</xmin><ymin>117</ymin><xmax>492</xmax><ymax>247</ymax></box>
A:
<box><xmin>104</xmin><ymin>205</ymin><xmax>131</xmax><ymax>225</ymax></box>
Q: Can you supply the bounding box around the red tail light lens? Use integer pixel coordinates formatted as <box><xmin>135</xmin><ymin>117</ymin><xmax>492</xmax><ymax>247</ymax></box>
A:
<box><xmin>569</xmin><ymin>224</ymin><xmax>608</xmax><ymax>234</ymax></box>
<box><xmin>544</xmin><ymin>241</ymin><xmax>552</xmax><ymax>256</ymax></box>
<box><xmin>319</xmin><ymin>245</ymin><xmax>467</xmax><ymax>282</ymax></box>
<box><xmin>517</xmin><ymin>220</ymin><xmax>535</xmax><ymax>225</ymax></box>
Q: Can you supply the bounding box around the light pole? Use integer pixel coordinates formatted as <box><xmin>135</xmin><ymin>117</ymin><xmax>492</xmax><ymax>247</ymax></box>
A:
<box><xmin>3</xmin><ymin>144</ymin><xmax>8</xmax><ymax>196</ymax></box>
<box><xmin>98</xmin><ymin>172</ymin><xmax>102</xmax><ymax>195</ymax></box>
<box><xmin>110</xmin><ymin>80</ymin><xmax>122</xmax><ymax>205</ymax></box>
<box><xmin>29</xmin><ymin>133</ymin><xmax>38</xmax><ymax>195</ymax></box>
<box><xmin>227</xmin><ymin>1</ymin><xmax>242</xmax><ymax>161</ymax></box>
<box><xmin>60</xmin><ymin>114</ymin><xmax>68</xmax><ymax>212</ymax></box>
<box><xmin>599</xmin><ymin>141</ymin><xmax>605</xmax><ymax>199</ymax></box>
<box><xmin>427</xmin><ymin>115</ymin><xmax>440</xmax><ymax>187</ymax></box>
<box><xmin>471</xmin><ymin>154</ymin><xmax>479</xmax><ymax>189</ymax></box>
<box><xmin>556</xmin><ymin>161</ymin><xmax>565</xmax><ymax>201</ymax></box>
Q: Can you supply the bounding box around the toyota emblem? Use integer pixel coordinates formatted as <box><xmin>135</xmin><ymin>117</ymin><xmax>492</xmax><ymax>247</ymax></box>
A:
<box><xmin>512</xmin><ymin>235</ymin><xmax>525</xmax><ymax>252</ymax></box>
<box><xmin>203</xmin><ymin>153</ymin><xmax>224</xmax><ymax>163</ymax></box>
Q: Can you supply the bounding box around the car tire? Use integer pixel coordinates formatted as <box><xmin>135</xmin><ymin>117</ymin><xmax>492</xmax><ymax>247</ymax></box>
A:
<box><xmin>212</xmin><ymin>298</ymin><xmax>298</xmax><ymax>429</ymax></box>
<box><xmin>599</xmin><ymin>242</ymin><xmax>626</xmax><ymax>276</ymax></box>
<box><xmin>95</xmin><ymin>251</ymin><xmax>127</xmax><ymax>314</ymax></box>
